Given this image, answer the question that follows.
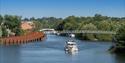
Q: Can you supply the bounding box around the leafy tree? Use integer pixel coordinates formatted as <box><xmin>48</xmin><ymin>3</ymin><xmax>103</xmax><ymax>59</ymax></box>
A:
<box><xmin>23</xmin><ymin>18</ymin><xmax>29</xmax><ymax>21</ymax></box>
<box><xmin>0</xmin><ymin>15</ymin><xmax>22</xmax><ymax>36</ymax></box>
<box><xmin>80</xmin><ymin>23</ymin><xmax>97</xmax><ymax>40</ymax></box>
<box><xmin>1</xmin><ymin>26</ymin><xmax>8</xmax><ymax>37</ymax></box>
<box><xmin>56</xmin><ymin>21</ymin><xmax>65</xmax><ymax>31</ymax></box>
<box><xmin>93</xmin><ymin>14</ymin><xmax>103</xmax><ymax>21</ymax></box>
<box><xmin>63</xmin><ymin>16</ymin><xmax>78</xmax><ymax>30</ymax></box>
<box><xmin>0</xmin><ymin>15</ymin><xmax>3</xmax><ymax>25</ymax></box>
<box><xmin>111</xmin><ymin>17</ymin><xmax>121</xmax><ymax>21</ymax></box>
<box><xmin>33</xmin><ymin>21</ymin><xmax>42</xmax><ymax>31</ymax></box>
<box><xmin>4</xmin><ymin>15</ymin><xmax>21</xmax><ymax>29</ymax></box>
<box><xmin>97</xmin><ymin>21</ymin><xmax>111</xmax><ymax>31</ymax></box>
<box><xmin>93</xmin><ymin>14</ymin><xmax>109</xmax><ymax>21</ymax></box>
<box><xmin>80</xmin><ymin>23</ymin><xmax>97</xmax><ymax>30</ymax></box>
<box><xmin>30</xmin><ymin>17</ymin><xmax>35</xmax><ymax>21</ymax></box>
<box><xmin>14</xmin><ymin>28</ymin><xmax>22</xmax><ymax>36</ymax></box>
<box><xmin>115</xmin><ymin>24</ymin><xmax>125</xmax><ymax>41</ymax></box>
<box><xmin>0</xmin><ymin>26</ymin><xmax>2</xmax><ymax>37</ymax></box>
<box><xmin>110</xmin><ymin>24</ymin><xmax>125</xmax><ymax>53</ymax></box>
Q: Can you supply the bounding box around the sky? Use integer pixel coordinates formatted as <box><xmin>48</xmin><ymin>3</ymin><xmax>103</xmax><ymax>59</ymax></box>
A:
<box><xmin>0</xmin><ymin>0</ymin><xmax>125</xmax><ymax>18</ymax></box>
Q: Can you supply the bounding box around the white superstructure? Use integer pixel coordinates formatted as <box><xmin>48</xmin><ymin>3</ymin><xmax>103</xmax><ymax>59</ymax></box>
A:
<box><xmin>65</xmin><ymin>40</ymin><xmax>78</xmax><ymax>54</ymax></box>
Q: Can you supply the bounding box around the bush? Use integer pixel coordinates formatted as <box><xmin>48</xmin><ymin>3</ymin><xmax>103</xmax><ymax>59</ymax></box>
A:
<box><xmin>2</xmin><ymin>27</ymin><xmax>8</xmax><ymax>37</ymax></box>
<box><xmin>115</xmin><ymin>24</ymin><xmax>125</xmax><ymax>41</ymax></box>
<box><xmin>110</xmin><ymin>24</ymin><xmax>125</xmax><ymax>53</ymax></box>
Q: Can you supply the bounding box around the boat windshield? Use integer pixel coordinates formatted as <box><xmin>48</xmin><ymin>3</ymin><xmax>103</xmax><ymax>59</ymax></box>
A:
<box><xmin>66</xmin><ymin>42</ymin><xmax>76</xmax><ymax>45</ymax></box>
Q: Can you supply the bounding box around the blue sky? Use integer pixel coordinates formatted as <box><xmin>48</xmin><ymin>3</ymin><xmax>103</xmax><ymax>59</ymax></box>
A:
<box><xmin>0</xmin><ymin>0</ymin><xmax>125</xmax><ymax>18</ymax></box>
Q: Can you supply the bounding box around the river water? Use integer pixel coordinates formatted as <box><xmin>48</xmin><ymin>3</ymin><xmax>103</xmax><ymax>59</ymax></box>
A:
<box><xmin>0</xmin><ymin>34</ymin><xmax>125</xmax><ymax>63</ymax></box>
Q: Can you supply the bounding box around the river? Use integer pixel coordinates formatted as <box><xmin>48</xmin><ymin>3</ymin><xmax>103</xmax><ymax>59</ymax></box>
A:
<box><xmin>0</xmin><ymin>34</ymin><xmax>125</xmax><ymax>63</ymax></box>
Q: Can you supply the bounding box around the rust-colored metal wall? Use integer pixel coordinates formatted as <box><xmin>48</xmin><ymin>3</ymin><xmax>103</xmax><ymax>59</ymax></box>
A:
<box><xmin>0</xmin><ymin>32</ymin><xmax>45</xmax><ymax>45</ymax></box>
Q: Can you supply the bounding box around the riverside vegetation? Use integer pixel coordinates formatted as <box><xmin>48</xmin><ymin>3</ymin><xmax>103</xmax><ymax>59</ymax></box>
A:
<box><xmin>22</xmin><ymin>14</ymin><xmax>125</xmax><ymax>41</ymax></box>
<box><xmin>0</xmin><ymin>14</ymin><xmax>125</xmax><ymax>53</ymax></box>
<box><xmin>22</xmin><ymin>14</ymin><xmax>125</xmax><ymax>53</ymax></box>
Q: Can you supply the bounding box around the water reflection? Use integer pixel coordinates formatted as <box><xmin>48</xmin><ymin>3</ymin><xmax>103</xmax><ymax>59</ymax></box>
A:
<box><xmin>114</xmin><ymin>54</ymin><xmax>125</xmax><ymax>63</ymax></box>
<box><xmin>65</xmin><ymin>50</ymin><xmax>78</xmax><ymax>55</ymax></box>
<box><xmin>0</xmin><ymin>45</ymin><xmax>21</xmax><ymax>63</ymax></box>
<box><xmin>0</xmin><ymin>35</ymin><xmax>125</xmax><ymax>63</ymax></box>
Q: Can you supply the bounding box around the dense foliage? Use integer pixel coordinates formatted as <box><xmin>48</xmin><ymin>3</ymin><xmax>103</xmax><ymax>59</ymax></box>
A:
<box><xmin>110</xmin><ymin>24</ymin><xmax>125</xmax><ymax>53</ymax></box>
<box><xmin>1</xmin><ymin>14</ymin><xmax>124</xmax><ymax>52</ymax></box>
<box><xmin>115</xmin><ymin>24</ymin><xmax>125</xmax><ymax>47</ymax></box>
<box><xmin>115</xmin><ymin>24</ymin><xmax>125</xmax><ymax>41</ymax></box>
<box><xmin>1</xmin><ymin>14</ymin><xmax>125</xmax><ymax>41</ymax></box>
<box><xmin>55</xmin><ymin>14</ymin><xmax>125</xmax><ymax>41</ymax></box>
<box><xmin>0</xmin><ymin>15</ymin><xmax>22</xmax><ymax>37</ymax></box>
<box><xmin>22</xmin><ymin>14</ymin><xmax>125</xmax><ymax>41</ymax></box>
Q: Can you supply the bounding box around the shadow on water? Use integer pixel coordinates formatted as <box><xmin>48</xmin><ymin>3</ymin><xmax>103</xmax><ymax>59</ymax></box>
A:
<box><xmin>114</xmin><ymin>54</ymin><xmax>125</xmax><ymax>63</ymax></box>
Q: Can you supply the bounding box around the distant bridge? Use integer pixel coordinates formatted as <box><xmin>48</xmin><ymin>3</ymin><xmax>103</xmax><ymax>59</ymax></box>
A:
<box><xmin>57</xmin><ymin>30</ymin><xmax>116</xmax><ymax>34</ymax></box>
<box><xmin>40</xmin><ymin>29</ymin><xmax>57</xmax><ymax>34</ymax></box>
<box><xmin>40</xmin><ymin>29</ymin><xmax>116</xmax><ymax>34</ymax></box>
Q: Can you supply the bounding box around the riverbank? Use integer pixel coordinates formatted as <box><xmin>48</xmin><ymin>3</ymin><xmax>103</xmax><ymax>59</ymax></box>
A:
<box><xmin>109</xmin><ymin>46</ymin><xmax>125</xmax><ymax>54</ymax></box>
<box><xmin>109</xmin><ymin>41</ymin><xmax>125</xmax><ymax>53</ymax></box>
<box><xmin>58</xmin><ymin>33</ymin><xmax>113</xmax><ymax>42</ymax></box>
<box><xmin>0</xmin><ymin>32</ymin><xmax>45</xmax><ymax>45</ymax></box>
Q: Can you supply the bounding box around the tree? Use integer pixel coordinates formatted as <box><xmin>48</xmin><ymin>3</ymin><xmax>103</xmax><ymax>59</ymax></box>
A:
<box><xmin>63</xmin><ymin>16</ymin><xmax>78</xmax><ymax>30</ymax></box>
<box><xmin>0</xmin><ymin>15</ymin><xmax>3</xmax><ymax>25</ymax></box>
<box><xmin>0</xmin><ymin>26</ymin><xmax>2</xmax><ymax>37</ymax></box>
<box><xmin>97</xmin><ymin>21</ymin><xmax>111</xmax><ymax>31</ymax></box>
<box><xmin>4</xmin><ymin>15</ymin><xmax>21</xmax><ymax>29</ymax></box>
<box><xmin>115</xmin><ymin>24</ymin><xmax>125</xmax><ymax>41</ymax></box>
<box><xmin>80</xmin><ymin>23</ymin><xmax>97</xmax><ymax>30</ymax></box>
<box><xmin>93</xmin><ymin>14</ymin><xmax>108</xmax><ymax>21</ymax></box>
<box><xmin>23</xmin><ymin>18</ymin><xmax>29</xmax><ymax>21</ymax></box>
<box><xmin>77</xmin><ymin>23</ymin><xmax>97</xmax><ymax>40</ymax></box>
<box><xmin>33</xmin><ymin>21</ymin><xmax>42</xmax><ymax>31</ymax></box>
<box><xmin>3</xmin><ymin>15</ymin><xmax>22</xmax><ymax>36</ymax></box>
<box><xmin>111</xmin><ymin>17</ymin><xmax>120</xmax><ymax>21</ymax></box>
<box><xmin>94</xmin><ymin>14</ymin><xmax>103</xmax><ymax>21</ymax></box>
<box><xmin>56</xmin><ymin>21</ymin><xmax>65</xmax><ymax>31</ymax></box>
<box><xmin>1</xmin><ymin>26</ymin><xmax>8</xmax><ymax>37</ymax></box>
<box><xmin>110</xmin><ymin>24</ymin><xmax>125</xmax><ymax>53</ymax></box>
<box><xmin>30</xmin><ymin>17</ymin><xmax>35</xmax><ymax>21</ymax></box>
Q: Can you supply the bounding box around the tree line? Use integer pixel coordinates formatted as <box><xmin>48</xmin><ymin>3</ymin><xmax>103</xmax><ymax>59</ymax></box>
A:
<box><xmin>0</xmin><ymin>14</ymin><xmax>125</xmax><ymax>41</ymax></box>
<box><xmin>23</xmin><ymin>14</ymin><xmax>125</xmax><ymax>41</ymax></box>
<box><xmin>23</xmin><ymin>14</ymin><xmax>125</xmax><ymax>31</ymax></box>
<box><xmin>0</xmin><ymin>14</ymin><xmax>124</xmax><ymax>52</ymax></box>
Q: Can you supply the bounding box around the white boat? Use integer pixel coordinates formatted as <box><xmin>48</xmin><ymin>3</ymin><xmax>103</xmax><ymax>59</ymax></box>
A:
<box><xmin>65</xmin><ymin>40</ymin><xmax>78</xmax><ymax>54</ymax></box>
